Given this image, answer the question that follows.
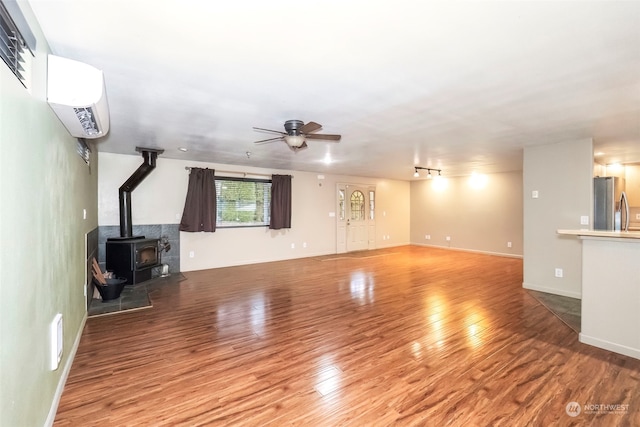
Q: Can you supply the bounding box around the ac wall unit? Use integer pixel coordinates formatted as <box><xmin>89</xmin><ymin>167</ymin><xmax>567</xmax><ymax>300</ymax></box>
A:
<box><xmin>47</xmin><ymin>55</ymin><xmax>110</xmax><ymax>139</ymax></box>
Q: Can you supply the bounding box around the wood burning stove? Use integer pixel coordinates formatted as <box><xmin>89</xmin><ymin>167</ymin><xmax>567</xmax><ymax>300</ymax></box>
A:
<box><xmin>106</xmin><ymin>237</ymin><xmax>159</xmax><ymax>285</ymax></box>
<box><xmin>105</xmin><ymin>147</ymin><xmax>164</xmax><ymax>284</ymax></box>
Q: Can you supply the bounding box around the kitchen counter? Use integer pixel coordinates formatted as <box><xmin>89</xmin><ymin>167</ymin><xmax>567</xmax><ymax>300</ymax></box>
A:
<box><xmin>557</xmin><ymin>229</ymin><xmax>640</xmax><ymax>239</ymax></box>
<box><xmin>557</xmin><ymin>229</ymin><xmax>640</xmax><ymax>360</ymax></box>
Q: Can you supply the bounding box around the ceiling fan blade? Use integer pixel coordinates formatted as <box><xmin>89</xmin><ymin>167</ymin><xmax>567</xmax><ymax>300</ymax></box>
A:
<box><xmin>304</xmin><ymin>133</ymin><xmax>341</xmax><ymax>141</ymax></box>
<box><xmin>254</xmin><ymin>136</ymin><xmax>284</xmax><ymax>144</ymax></box>
<box><xmin>300</xmin><ymin>121</ymin><xmax>322</xmax><ymax>134</ymax></box>
<box><xmin>253</xmin><ymin>126</ymin><xmax>286</xmax><ymax>135</ymax></box>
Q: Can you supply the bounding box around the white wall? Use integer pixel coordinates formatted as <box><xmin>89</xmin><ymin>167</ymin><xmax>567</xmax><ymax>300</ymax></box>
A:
<box><xmin>0</xmin><ymin>3</ymin><xmax>98</xmax><ymax>426</ymax></box>
<box><xmin>523</xmin><ymin>138</ymin><xmax>593</xmax><ymax>298</ymax></box>
<box><xmin>410</xmin><ymin>171</ymin><xmax>523</xmax><ymax>256</ymax></box>
<box><xmin>98</xmin><ymin>153</ymin><xmax>410</xmax><ymax>270</ymax></box>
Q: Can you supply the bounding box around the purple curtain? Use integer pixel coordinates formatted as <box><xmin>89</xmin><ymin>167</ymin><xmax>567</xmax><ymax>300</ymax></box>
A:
<box><xmin>179</xmin><ymin>168</ymin><xmax>217</xmax><ymax>232</ymax></box>
<box><xmin>269</xmin><ymin>174</ymin><xmax>292</xmax><ymax>229</ymax></box>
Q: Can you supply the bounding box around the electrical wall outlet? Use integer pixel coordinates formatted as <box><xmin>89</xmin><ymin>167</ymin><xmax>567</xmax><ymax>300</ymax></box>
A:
<box><xmin>636</xmin><ymin>213</ymin><xmax>640</xmax><ymax>220</ymax></box>
<box><xmin>532</xmin><ymin>190</ymin><xmax>539</xmax><ymax>199</ymax></box>
<box><xmin>425</xmin><ymin>234</ymin><xmax>431</xmax><ymax>240</ymax></box>
<box><xmin>580</xmin><ymin>216</ymin><xmax>589</xmax><ymax>225</ymax></box>
<box><xmin>189</xmin><ymin>251</ymin><xmax>195</xmax><ymax>258</ymax></box>
<box><xmin>555</xmin><ymin>268</ymin><xmax>563</xmax><ymax>278</ymax></box>
<box><xmin>291</xmin><ymin>243</ymin><xmax>295</xmax><ymax>249</ymax></box>
<box><xmin>445</xmin><ymin>236</ymin><xmax>451</xmax><ymax>241</ymax></box>
<box><xmin>507</xmin><ymin>241</ymin><xmax>512</xmax><ymax>248</ymax></box>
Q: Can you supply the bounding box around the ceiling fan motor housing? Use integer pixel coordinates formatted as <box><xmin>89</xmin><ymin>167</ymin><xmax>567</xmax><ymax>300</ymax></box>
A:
<box><xmin>284</xmin><ymin>119</ymin><xmax>304</xmax><ymax>136</ymax></box>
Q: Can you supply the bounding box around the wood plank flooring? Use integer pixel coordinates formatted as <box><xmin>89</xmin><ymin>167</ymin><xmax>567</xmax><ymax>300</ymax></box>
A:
<box><xmin>54</xmin><ymin>246</ymin><xmax>640</xmax><ymax>426</ymax></box>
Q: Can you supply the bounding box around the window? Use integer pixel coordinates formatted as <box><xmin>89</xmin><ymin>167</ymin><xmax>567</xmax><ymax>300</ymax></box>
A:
<box><xmin>369</xmin><ymin>190</ymin><xmax>375</xmax><ymax>220</ymax></box>
<box><xmin>0</xmin><ymin>0</ymin><xmax>35</xmax><ymax>87</ymax></box>
<box><xmin>338</xmin><ymin>189</ymin><xmax>345</xmax><ymax>221</ymax></box>
<box><xmin>350</xmin><ymin>190</ymin><xmax>365</xmax><ymax>220</ymax></box>
<box><xmin>215</xmin><ymin>177</ymin><xmax>271</xmax><ymax>227</ymax></box>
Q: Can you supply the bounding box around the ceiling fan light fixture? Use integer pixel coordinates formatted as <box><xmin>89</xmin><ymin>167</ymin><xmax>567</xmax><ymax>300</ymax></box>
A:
<box><xmin>284</xmin><ymin>134</ymin><xmax>306</xmax><ymax>147</ymax></box>
<box><xmin>253</xmin><ymin>120</ymin><xmax>340</xmax><ymax>150</ymax></box>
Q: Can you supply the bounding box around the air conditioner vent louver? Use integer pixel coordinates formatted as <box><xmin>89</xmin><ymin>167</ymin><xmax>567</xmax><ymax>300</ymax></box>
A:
<box><xmin>47</xmin><ymin>55</ymin><xmax>110</xmax><ymax>139</ymax></box>
<box><xmin>74</xmin><ymin>107</ymin><xmax>100</xmax><ymax>136</ymax></box>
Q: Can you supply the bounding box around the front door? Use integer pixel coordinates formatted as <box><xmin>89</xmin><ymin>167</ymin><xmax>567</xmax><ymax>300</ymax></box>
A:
<box><xmin>336</xmin><ymin>183</ymin><xmax>376</xmax><ymax>253</ymax></box>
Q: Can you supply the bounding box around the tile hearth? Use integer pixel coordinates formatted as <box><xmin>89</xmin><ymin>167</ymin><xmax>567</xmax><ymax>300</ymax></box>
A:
<box><xmin>88</xmin><ymin>273</ymin><xmax>185</xmax><ymax>317</ymax></box>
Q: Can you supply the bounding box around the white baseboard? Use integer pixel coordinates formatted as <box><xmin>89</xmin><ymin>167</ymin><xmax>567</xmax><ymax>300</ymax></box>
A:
<box><xmin>182</xmin><ymin>243</ymin><xmax>414</xmax><ymax>272</ymax></box>
<box><xmin>375</xmin><ymin>241</ymin><xmax>411</xmax><ymax>250</ymax></box>
<box><xmin>579</xmin><ymin>333</ymin><xmax>640</xmax><ymax>360</ymax></box>
<box><xmin>413</xmin><ymin>243</ymin><xmax>523</xmax><ymax>259</ymax></box>
<box><xmin>522</xmin><ymin>282</ymin><xmax>581</xmax><ymax>299</ymax></box>
<box><xmin>45</xmin><ymin>312</ymin><xmax>87</xmax><ymax>427</ymax></box>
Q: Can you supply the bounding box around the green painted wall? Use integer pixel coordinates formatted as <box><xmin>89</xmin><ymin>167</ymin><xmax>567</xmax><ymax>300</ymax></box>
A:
<box><xmin>0</xmin><ymin>3</ymin><xmax>99</xmax><ymax>426</ymax></box>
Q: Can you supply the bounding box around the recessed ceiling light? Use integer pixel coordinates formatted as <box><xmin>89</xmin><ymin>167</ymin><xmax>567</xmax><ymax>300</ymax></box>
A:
<box><xmin>178</xmin><ymin>147</ymin><xmax>188</xmax><ymax>152</ymax></box>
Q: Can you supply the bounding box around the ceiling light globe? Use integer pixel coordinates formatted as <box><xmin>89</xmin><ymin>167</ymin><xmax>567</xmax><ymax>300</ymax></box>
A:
<box><xmin>284</xmin><ymin>135</ymin><xmax>305</xmax><ymax>147</ymax></box>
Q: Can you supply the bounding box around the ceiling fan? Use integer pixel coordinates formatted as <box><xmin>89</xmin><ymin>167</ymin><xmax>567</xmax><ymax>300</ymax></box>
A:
<box><xmin>253</xmin><ymin>120</ymin><xmax>341</xmax><ymax>150</ymax></box>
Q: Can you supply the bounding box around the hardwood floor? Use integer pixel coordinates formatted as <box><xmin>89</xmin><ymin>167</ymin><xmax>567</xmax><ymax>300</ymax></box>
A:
<box><xmin>54</xmin><ymin>246</ymin><xmax>640</xmax><ymax>426</ymax></box>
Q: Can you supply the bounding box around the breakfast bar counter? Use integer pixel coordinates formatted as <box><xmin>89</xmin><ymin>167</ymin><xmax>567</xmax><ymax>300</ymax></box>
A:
<box><xmin>557</xmin><ymin>229</ymin><xmax>640</xmax><ymax>359</ymax></box>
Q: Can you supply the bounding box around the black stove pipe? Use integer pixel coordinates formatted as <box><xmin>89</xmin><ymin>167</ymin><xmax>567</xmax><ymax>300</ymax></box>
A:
<box><xmin>119</xmin><ymin>147</ymin><xmax>164</xmax><ymax>238</ymax></box>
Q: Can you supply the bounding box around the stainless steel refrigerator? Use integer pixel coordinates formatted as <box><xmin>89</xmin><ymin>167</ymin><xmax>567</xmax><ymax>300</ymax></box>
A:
<box><xmin>594</xmin><ymin>176</ymin><xmax>629</xmax><ymax>231</ymax></box>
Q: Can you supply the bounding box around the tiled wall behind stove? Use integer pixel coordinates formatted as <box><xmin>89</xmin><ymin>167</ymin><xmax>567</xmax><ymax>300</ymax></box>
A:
<box><xmin>86</xmin><ymin>227</ymin><xmax>98</xmax><ymax>306</ymax></box>
<box><xmin>98</xmin><ymin>224</ymin><xmax>180</xmax><ymax>277</ymax></box>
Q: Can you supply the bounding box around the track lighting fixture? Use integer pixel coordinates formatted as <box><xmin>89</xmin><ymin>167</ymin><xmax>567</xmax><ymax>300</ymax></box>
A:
<box><xmin>413</xmin><ymin>166</ymin><xmax>442</xmax><ymax>178</ymax></box>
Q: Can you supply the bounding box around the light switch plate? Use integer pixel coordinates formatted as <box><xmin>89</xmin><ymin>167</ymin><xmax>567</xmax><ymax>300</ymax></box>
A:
<box><xmin>532</xmin><ymin>190</ymin><xmax>539</xmax><ymax>199</ymax></box>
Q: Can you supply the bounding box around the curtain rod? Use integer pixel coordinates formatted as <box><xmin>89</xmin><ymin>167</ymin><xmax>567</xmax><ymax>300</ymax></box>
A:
<box><xmin>184</xmin><ymin>166</ymin><xmax>282</xmax><ymax>179</ymax></box>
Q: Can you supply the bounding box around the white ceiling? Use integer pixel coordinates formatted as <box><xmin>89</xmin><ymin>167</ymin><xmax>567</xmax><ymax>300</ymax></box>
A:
<box><xmin>28</xmin><ymin>1</ymin><xmax>640</xmax><ymax>180</ymax></box>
